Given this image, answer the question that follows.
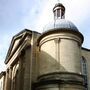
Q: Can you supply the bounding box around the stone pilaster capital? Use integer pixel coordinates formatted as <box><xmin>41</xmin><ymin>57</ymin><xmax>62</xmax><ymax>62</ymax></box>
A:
<box><xmin>10</xmin><ymin>66</ymin><xmax>12</xmax><ymax>69</ymax></box>
<box><xmin>54</xmin><ymin>38</ymin><xmax>61</xmax><ymax>43</ymax></box>
<box><xmin>6</xmin><ymin>68</ymin><xmax>9</xmax><ymax>73</ymax></box>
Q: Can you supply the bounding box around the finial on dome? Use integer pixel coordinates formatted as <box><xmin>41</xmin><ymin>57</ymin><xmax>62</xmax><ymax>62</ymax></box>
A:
<box><xmin>53</xmin><ymin>2</ymin><xmax>65</xmax><ymax>20</ymax></box>
<box><xmin>57</xmin><ymin>0</ymin><xmax>60</xmax><ymax>3</ymax></box>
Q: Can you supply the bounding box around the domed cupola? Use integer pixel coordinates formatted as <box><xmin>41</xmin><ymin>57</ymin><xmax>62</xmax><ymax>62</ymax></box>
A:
<box><xmin>39</xmin><ymin>2</ymin><xmax>84</xmax><ymax>45</ymax></box>
<box><xmin>43</xmin><ymin>2</ymin><xmax>80</xmax><ymax>32</ymax></box>
<box><xmin>53</xmin><ymin>3</ymin><xmax>65</xmax><ymax>19</ymax></box>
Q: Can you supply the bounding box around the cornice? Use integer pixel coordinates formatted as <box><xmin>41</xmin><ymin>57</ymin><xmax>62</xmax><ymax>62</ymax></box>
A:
<box><xmin>37</xmin><ymin>29</ymin><xmax>84</xmax><ymax>46</ymax></box>
<box><xmin>82</xmin><ymin>47</ymin><xmax>90</xmax><ymax>51</ymax></box>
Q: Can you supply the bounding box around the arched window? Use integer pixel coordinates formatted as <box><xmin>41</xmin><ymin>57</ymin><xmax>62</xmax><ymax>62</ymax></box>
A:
<box><xmin>81</xmin><ymin>56</ymin><xmax>88</xmax><ymax>90</ymax></box>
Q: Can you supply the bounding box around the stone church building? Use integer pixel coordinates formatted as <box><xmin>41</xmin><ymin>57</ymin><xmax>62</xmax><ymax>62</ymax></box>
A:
<box><xmin>0</xmin><ymin>2</ymin><xmax>90</xmax><ymax>90</ymax></box>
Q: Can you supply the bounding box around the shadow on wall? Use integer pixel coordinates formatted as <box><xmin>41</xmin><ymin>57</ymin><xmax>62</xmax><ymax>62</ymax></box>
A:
<box><xmin>38</xmin><ymin>50</ymin><xmax>67</xmax><ymax>75</ymax></box>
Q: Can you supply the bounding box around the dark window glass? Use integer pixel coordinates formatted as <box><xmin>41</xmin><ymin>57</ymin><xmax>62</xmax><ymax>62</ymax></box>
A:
<box><xmin>81</xmin><ymin>56</ymin><xmax>88</xmax><ymax>90</ymax></box>
<box><xmin>57</xmin><ymin>9</ymin><xmax>60</xmax><ymax>17</ymax></box>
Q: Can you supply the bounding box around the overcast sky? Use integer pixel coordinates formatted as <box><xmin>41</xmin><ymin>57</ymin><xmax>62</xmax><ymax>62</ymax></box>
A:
<box><xmin>0</xmin><ymin>0</ymin><xmax>90</xmax><ymax>72</ymax></box>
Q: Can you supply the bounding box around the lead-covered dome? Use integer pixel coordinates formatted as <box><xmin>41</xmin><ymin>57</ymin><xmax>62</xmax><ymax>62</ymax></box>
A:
<box><xmin>43</xmin><ymin>2</ymin><xmax>79</xmax><ymax>32</ymax></box>
<box><xmin>43</xmin><ymin>19</ymin><xmax>79</xmax><ymax>32</ymax></box>
<box><xmin>37</xmin><ymin>3</ymin><xmax>84</xmax><ymax>45</ymax></box>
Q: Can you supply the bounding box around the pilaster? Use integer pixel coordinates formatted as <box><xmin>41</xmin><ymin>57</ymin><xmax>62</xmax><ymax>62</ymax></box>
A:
<box><xmin>9</xmin><ymin>66</ymin><xmax>12</xmax><ymax>90</ymax></box>
<box><xmin>4</xmin><ymin>68</ymin><xmax>9</xmax><ymax>90</ymax></box>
